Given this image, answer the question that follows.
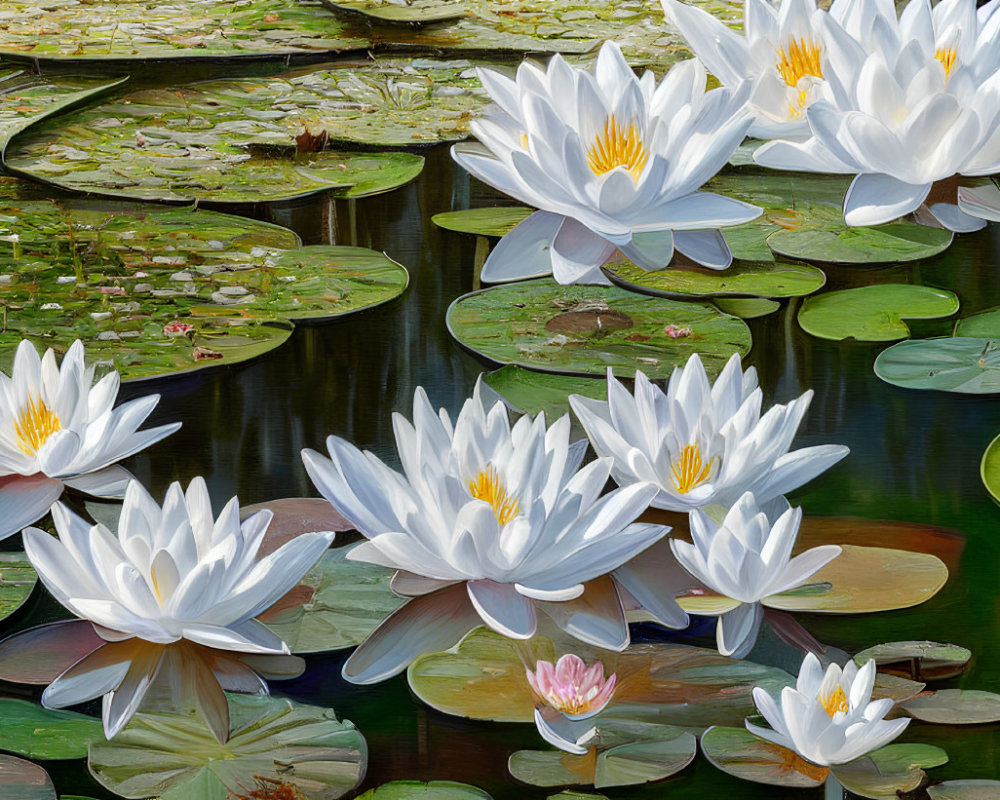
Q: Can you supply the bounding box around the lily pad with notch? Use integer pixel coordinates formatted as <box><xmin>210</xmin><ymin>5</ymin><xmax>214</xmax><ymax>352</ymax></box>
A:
<box><xmin>853</xmin><ymin>642</ymin><xmax>972</xmax><ymax>681</ymax></box>
<box><xmin>447</xmin><ymin>278</ymin><xmax>751</xmax><ymax>380</ymax></box>
<box><xmin>875</xmin><ymin>337</ymin><xmax>1000</xmax><ymax>393</ymax></box>
<box><xmin>797</xmin><ymin>285</ymin><xmax>959</xmax><ymax>342</ymax></box>
<box><xmin>831</xmin><ymin>743</ymin><xmax>948</xmax><ymax>800</ymax></box>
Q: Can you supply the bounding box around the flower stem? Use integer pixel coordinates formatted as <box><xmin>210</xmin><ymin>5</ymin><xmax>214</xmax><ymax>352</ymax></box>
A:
<box><xmin>825</xmin><ymin>774</ymin><xmax>844</xmax><ymax>800</ymax></box>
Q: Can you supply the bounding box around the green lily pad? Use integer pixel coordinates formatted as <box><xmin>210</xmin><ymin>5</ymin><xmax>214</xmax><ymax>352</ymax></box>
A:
<box><xmin>831</xmin><ymin>743</ymin><xmax>947</xmax><ymax>800</ymax></box>
<box><xmin>0</xmin><ymin>198</ymin><xmax>408</xmax><ymax>381</ymax></box>
<box><xmin>713</xmin><ymin>297</ymin><xmax>781</xmax><ymax>318</ymax></box>
<box><xmin>797</xmin><ymin>285</ymin><xmax>960</xmax><ymax>342</ymax></box>
<box><xmin>261</xmin><ymin>543</ymin><xmax>405</xmax><ymax>654</ymax></box>
<box><xmin>983</xmin><ymin>432</ymin><xmax>1000</xmax><ymax>504</ymax></box>
<box><xmin>509</xmin><ymin>720</ymin><xmax>697</xmax><ymax>789</ymax></box>
<box><xmin>482</xmin><ymin>365</ymin><xmax>607</xmax><ymax>420</ymax></box>
<box><xmin>875</xmin><ymin>338</ymin><xmax>1000</xmax><ymax>393</ymax></box>
<box><xmin>901</xmin><ymin>690</ymin><xmax>1000</xmax><ymax>724</ymax></box>
<box><xmin>432</xmin><ymin>207</ymin><xmax>534</xmax><ymax>238</ymax></box>
<box><xmin>853</xmin><ymin>642</ymin><xmax>972</xmax><ymax>681</ymax></box>
<box><xmin>0</xmin><ymin>699</ymin><xmax>103</xmax><ymax>760</ymax></box>
<box><xmin>0</xmin><ymin>553</ymin><xmax>36</xmax><ymax>622</ymax></box>
<box><xmin>407</xmin><ymin>626</ymin><xmax>792</xmax><ymax>726</ymax></box>
<box><xmin>700</xmin><ymin>726</ymin><xmax>829</xmax><ymax>788</ymax></box>
<box><xmin>322</xmin><ymin>0</ymin><xmax>469</xmax><ymax>23</ymax></box>
<box><xmin>929</xmin><ymin>780</ymin><xmax>1000</xmax><ymax>799</ymax></box>
<box><xmin>954</xmin><ymin>308</ymin><xmax>1000</xmax><ymax>337</ymax></box>
<box><xmin>0</xmin><ymin>756</ymin><xmax>55</xmax><ymax>800</ymax></box>
<box><xmin>547</xmin><ymin>793</ymin><xmax>608</xmax><ymax>800</ymax></box>
<box><xmin>88</xmin><ymin>695</ymin><xmax>366</xmax><ymax>800</ymax></box>
<box><xmin>602</xmin><ymin>258</ymin><xmax>825</xmax><ymax>300</ymax></box>
<box><xmin>447</xmin><ymin>278</ymin><xmax>751</xmax><ymax>380</ymax></box>
<box><xmin>355</xmin><ymin>782</ymin><xmax>491</xmax><ymax>799</ymax></box>
<box><xmin>708</xmin><ymin>173</ymin><xmax>954</xmax><ymax>264</ymax></box>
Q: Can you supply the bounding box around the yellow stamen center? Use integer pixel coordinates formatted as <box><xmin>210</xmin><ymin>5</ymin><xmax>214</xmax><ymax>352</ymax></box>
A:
<box><xmin>14</xmin><ymin>395</ymin><xmax>61</xmax><ymax>456</ymax></box>
<box><xmin>670</xmin><ymin>443</ymin><xmax>715</xmax><ymax>495</ymax></box>
<box><xmin>819</xmin><ymin>685</ymin><xmax>849</xmax><ymax>717</ymax></box>
<box><xmin>586</xmin><ymin>115</ymin><xmax>649</xmax><ymax>182</ymax></box>
<box><xmin>936</xmin><ymin>47</ymin><xmax>957</xmax><ymax>81</ymax></box>
<box><xmin>469</xmin><ymin>464</ymin><xmax>519</xmax><ymax>526</ymax></box>
<box><xmin>776</xmin><ymin>37</ymin><xmax>824</xmax><ymax>88</ymax></box>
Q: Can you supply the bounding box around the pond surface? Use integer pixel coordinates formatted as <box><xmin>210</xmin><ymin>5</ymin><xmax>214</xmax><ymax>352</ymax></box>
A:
<box><xmin>3</xmin><ymin>66</ymin><xmax>1000</xmax><ymax>800</ymax></box>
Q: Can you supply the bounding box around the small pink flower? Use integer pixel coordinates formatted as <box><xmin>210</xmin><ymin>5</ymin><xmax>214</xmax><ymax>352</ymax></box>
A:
<box><xmin>99</xmin><ymin>286</ymin><xmax>128</xmax><ymax>296</ymax></box>
<box><xmin>163</xmin><ymin>320</ymin><xmax>195</xmax><ymax>337</ymax></box>
<box><xmin>664</xmin><ymin>324</ymin><xmax>692</xmax><ymax>338</ymax></box>
<box><xmin>526</xmin><ymin>654</ymin><xmax>616</xmax><ymax>720</ymax></box>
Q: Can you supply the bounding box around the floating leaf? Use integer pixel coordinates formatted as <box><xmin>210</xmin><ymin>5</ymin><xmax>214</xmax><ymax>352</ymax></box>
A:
<box><xmin>88</xmin><ymin>695</ymin><xmax>366</xmax><ymax>800</ymax></box>
<box><xmin>797</xmin><ymin>285</ymin><xmax>959</xmax><ymax>342</ymax></box>
<box><xmin>240</xmin><ymin>498</ymin><xmax>354</xmax><ymax>556</ymax></box>
<box><xmin>322</xmin><ymin>0</ymin><xmax>469</xmax><ymax>23</ymax></box>
<box><xmin>871</xmin><ymin>672</ymin><xmax>926</xmax><ymax>705</ymax></box>
<box><xmin>355</xmin><ymin>781</ymin><xmax>492</xmax><ymax>799</ymax></box>
<box><xmin>854</xmin><ymin>642</ymin><xmax>972</xmax><ymax>681</ymax></box>
<box><xmin>547</xmin><ymin>793</ymin><xmax>608</xmax><ymax>800</ymax></box>
<box><xmin>983</xmin><ymin>432</ymin><xmax>1000</xmax><ymax>504</ymax></box>
<box><xmin>831</xmin><ymin>743</ymin><xmax>947</xmax><ymax>800</ymax></box>
<box><xmin>0</xmin><ymin>699</ymin><xmax>103</xmax><ymax>760</ymax></box>
<box><xmin>0</xmin><ymin>621</ymin><xmax>104</xmax><ymax>685</ymax></box>
<box><xmin>482</xmin><ymin>366</ymin><xmax>607</xmax><ymax>420</ymax></box>
<box><xmin>875</xmin><ymin>338</ymin><xmax>1000</xmax><ymax>393</ymax></box>
<box><xmin>700</xmin><ymin>726</ymin><xmax>829</xmax><ymax>788</ymax></box>
<box><xmin>602</xmin><ymin>258</ymin><xmax>825</xmax><ymax>300</ymax></box>
<box><xmin>901</xmin><ymin>690</ymin><xmax>1000</xmax><ymax>724</ymax></box>
<box><xmin>407</xmin><ymin>626</ymin><xmax>792</xmax><ymax>725</ymax></box>
<box><xmin>0</xmin><ymin>552</ymin><xmax>36</xmax><ymax>622</ymax></box>
<box><xmin>953</xmin><ymin>307</ymin><xmax>1000</xmax><ymax>337</ymax></box>
<box><xmin>929</xmin><ymin>780</ymin><xmax>1000</xmax><ymax>799</ymax></box>
<box><xmin>433</xmin><ymin>207</ymin><xmax>534</xmax><ymax>238</ymax></box>
<box><xmin>447</xmin><ymin>278</ymin><xmax>750</xmax><ymax>380</ymax></box>
<box><xmin>261</xmin><ymin>544</ymin><xmax>404</xmax><ymax>654</ymax></box>
<box><xmin>713</xmin><ymin>297</ymin><xmax>780</xmax><ymax>319</ymax></box>
<box><xmin>0</xmin><ymin>756</ymin><xmax>55</xmax><ymax>800</ymax></box>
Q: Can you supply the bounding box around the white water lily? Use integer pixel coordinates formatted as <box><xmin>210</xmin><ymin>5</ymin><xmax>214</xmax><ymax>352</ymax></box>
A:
<box><xmin>451</xmin><ymin>41</ymin><xmax>761</xmax><ymax>284</ymax></box>
<box><xmin>748</xmin><ymin>652</ymin><xmax>910</xmax><ymax>765</ymax></box>
<box><xmin>0</xmin><ymin>339</ymin><xmax>179</xmax><ymax>539</ymax></box>
<box><xmin>663</xmin><ymin>0</ymin><xmax>836</xmax><ymax>139</ymax></box>
<box><xmin>568</xmin><ymin>354</ymin><xmax>849</xmax><ymax>514</ymax></box>
<box><xmin>21</xmin><ymin>478</ymin><xmax>335</xmax><ymax>739</ymax></box>
<box><xmin>302</xmin><ymin>382</ymin><xmax>674</xmax><ymax>685</ymax></box>
<box><xmin>671</xmin><ymin>492</ymin><xmax>841</xmax><ymax>658</ymax></box>
<box><xmin>753</xmin><ymin>0</ymin><xmax>1000</xmax><ymax>231</ymax></box>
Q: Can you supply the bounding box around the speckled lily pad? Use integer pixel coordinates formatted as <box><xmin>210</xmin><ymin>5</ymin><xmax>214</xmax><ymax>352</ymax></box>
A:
<box><xmin>447</xmin><ymin>278</ymin><xmax>751</xmax><ymax>379</ymax></box>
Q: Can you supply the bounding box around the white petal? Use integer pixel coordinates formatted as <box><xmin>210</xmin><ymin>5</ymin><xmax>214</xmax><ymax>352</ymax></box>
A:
<box><xmin>673</xmin><ymin>229</ymin><xmax>733</xmax><ymax>269</ymax></box>
<box><xmin>549</xmin><ymin>218</ymin><xmax>616</xmax><ymax>285</ymax></box>
<box><xmin>467</xmin><ymin>579</ymin><xmax>538</xmax><ymax>639</ymax></box>
<box><xmin>481</xmin><ymin>210</ymin><xmax>563</xmax><ymax>283</ymax></box>
<box><xmin>843</xmin><ymin>173</ymin><xmax>932</xmax><ymax>227</ymax></box>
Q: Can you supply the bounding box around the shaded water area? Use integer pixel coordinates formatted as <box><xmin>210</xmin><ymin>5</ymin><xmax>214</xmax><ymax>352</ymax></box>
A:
<box><xmin>3</xmin><ymin>60</ymin><xmax>1000</xmax><ymax>798</ymax></box>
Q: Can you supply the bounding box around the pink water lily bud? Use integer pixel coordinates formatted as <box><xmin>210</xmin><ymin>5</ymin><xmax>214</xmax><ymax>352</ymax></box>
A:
<box><xmin>526</xmin><ymin>654</ymin><xmax>616</xmax><ymax>720</ymax></box>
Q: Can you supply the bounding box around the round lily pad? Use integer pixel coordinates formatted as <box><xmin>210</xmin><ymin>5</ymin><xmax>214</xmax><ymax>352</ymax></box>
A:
<box><xmin>701</xmin><ymin>726</ymin><xmax>829</xmax><ymax>788</ymax></box>
<box><xmin>447</xmin><ymin>279</ymin><xmax>751</xmax><ymax>380</ymax></box>
<box><xmin>88</xmin><ymin>695</ymin><xmax>367</xmax><ymax>800</ymax></box>
<box><xmin>954</xmin><ymin>308</ymin><xmax>1000</xmax><ymax>337</ymax></box>
<box><xmin>0</xmin><ymin>553</ymin><xmax>36</xmax><ymax>622</ymax></box>
<box><xmin>355</xmin><ymin>782</ymin><xmax>492</xmax><ymax>800</ymax></box>
<box><xmin>482</xmin><ymin>365</ymin><xmax>607</xmax><ymax>420</ymax></box>
<box><xmin>901</xmin><ymin>690</ymin><xmax>1000</xmax><ymax>725</ymax></box>
<box><xmin>0</xmin><ymin>698</ymin><xmax>103</xmax><ymax>760</ymax></box>
<box><xmin>407</xmin><ymin>626</ymin><xmax>792</xmax><ymax>725</ymax></box>
<box><xmin>875</xmin><ymin>338</ymin><xmax>1000</xmax><ymax>393</ymax></box>
<box><xmin>853</xmin><ymin>642</ymin><xmax>972</xmax><ymax>681</ymax></box>
<box><xmin>982</xmin><ymin>432</ymin><xmax>1000</xmax><ymax>504</ymax></box>
<box><xmin>261</xmin><ymin>543</ymin><xmax>405</xmax><ymax>654</ymax></box>
<box><xmin>321</xmin><ymin>0</ymin><xmax>469</xmax><ymax>24</ymax></box>
<box><xmin>831</xmin><ymin>744</ymin><xmax>948</xmax><ymax>800</ymax></box>
<box><xmin>432</xmin><ymin>207</ymin><xmax>534</xmax><ymax>238</ymax></box>
<box><xmin>602</xmin><ymin>258</ymin><xmax>825</xmax><ymax>300</ymax></box>
<box><xmin>713</xmin><ymin>297</ymin><xmax>781</xmax><ymax>318</ymax></box>
<box><xmin>0</xmin><ymin>756</ymin><xmax>55</xmax><ymax>800</ymax></box>
<box><xmin>929</xmin><ymin>780</ymin><xmax>1000</xmax><ymax>799</ymax></box>
<box><xmin>797</xmin><ymin>285</ymin><xmax>960</xmax><ymax>342</ymax></box>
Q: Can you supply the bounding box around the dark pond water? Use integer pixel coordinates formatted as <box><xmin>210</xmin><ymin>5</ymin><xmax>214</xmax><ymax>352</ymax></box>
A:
<box><xmin>5</xmin><ymin>63</ymin><xmax>1000</xmax><ymax>800</ymax></box>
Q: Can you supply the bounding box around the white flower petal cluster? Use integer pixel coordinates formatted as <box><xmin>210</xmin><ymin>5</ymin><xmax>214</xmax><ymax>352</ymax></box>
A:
<box><xmin>22</xmin><ymin>478</ymin><xmax>334</xmax><ymax>737</ymax></box>
<box><xmin>452</xmin><ymin>41</ymin><xmax>761</xmax><ymax>285</ymax></box>
<box><xmin>569</xmin><ymin>354</ymin><xmax>849</xmax><ymax>513</ymax></box>
<box><xmin>672</xmin><ymin>492</ymin><xmax>841</xmax><ymax>658</ymax></box>
<box><xmin>748</xmin><ymin>652</ymin><xmax>910</xmax><ymax>766</ymax></box>
<box><xmin>303</xmin><ymin>382</ymin><xmax>671</xmax><ymax>684</ymax></box>
<box><xmin>663</xmin><ymin>0</ymin><xmax>835</xmax><ymax>138</ymax></box>
<box><xmin>0</xmin><ymin>339</ymin><xmax>179</xmax><ymax>539</ymax></box>
<box><xmin>753</xmin><ymin>0</ymin><xmax>1000</xmax><ymax>231</ymax></box>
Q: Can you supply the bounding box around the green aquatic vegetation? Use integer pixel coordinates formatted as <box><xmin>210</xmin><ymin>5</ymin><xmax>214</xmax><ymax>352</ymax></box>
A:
<box><xmin>321</xmin><ymin>0</ymin><xmax>471</xmax><ymax>24</ymax></box>
<box><xmin>875</xmin><ymin>337</ymin><xmax>1000</xmax><ymax>393</ymax></box>
<box><xmin>482</xmin><ymin>365</ymin><xmax>607</xmax><ymax>419</ymax></box>
<box><xmin>0</xmin><ymin>699</ymin><xmax>103</xmax><ymax>761</ymax></box>
<box><xmin>0</xmin><ymin>553</ymin><xmax>35</xmax><ymax>623</ymax></box>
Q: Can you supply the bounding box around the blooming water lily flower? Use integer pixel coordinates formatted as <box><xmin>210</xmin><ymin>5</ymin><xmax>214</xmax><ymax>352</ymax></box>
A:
<box><xmin>671</xmin><ymin>492</ymin><xmax>841</xmax><ymax>658</ymax></box>
<box><xmin>748</xmin><ymin>652</ymin><xmax>909</xmax><ymax>765</ymax></box>
<box><xmin>663</xmin><ymin>0</ymin><xmax>836</xmax><ymax>139</ymax></box>
<box><xmin>20</xmin><ymin>477</ymin><xmax>335</xmax><ymax>739</ymax></box>
<box><xmin>527</xmin><ymin>653</ymin><xmax>617</xmax><ymax>755</ymax></box>
<box><xmin>753</xmin><ymin>0</ymin><xmax>1000</xmax><ymax>231</ymax></box>
<box><xmin>568</xmin><ymin>354</ymin><xmax>849</xmax><ymax>514</ymax></box>
<box><xmin>451</xmin><ymin>41</ymin><xmax>761</xmax><ymax>284</ymax></box>
<box><xmin>0</xmin><ymin>339</ymin><xmax>180</xmax><ymax>540</ymax></box>
<box><xmin>303</xmin><ymin>382</ymin><xmax>674</xmax><ymax>685</ymax></box>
